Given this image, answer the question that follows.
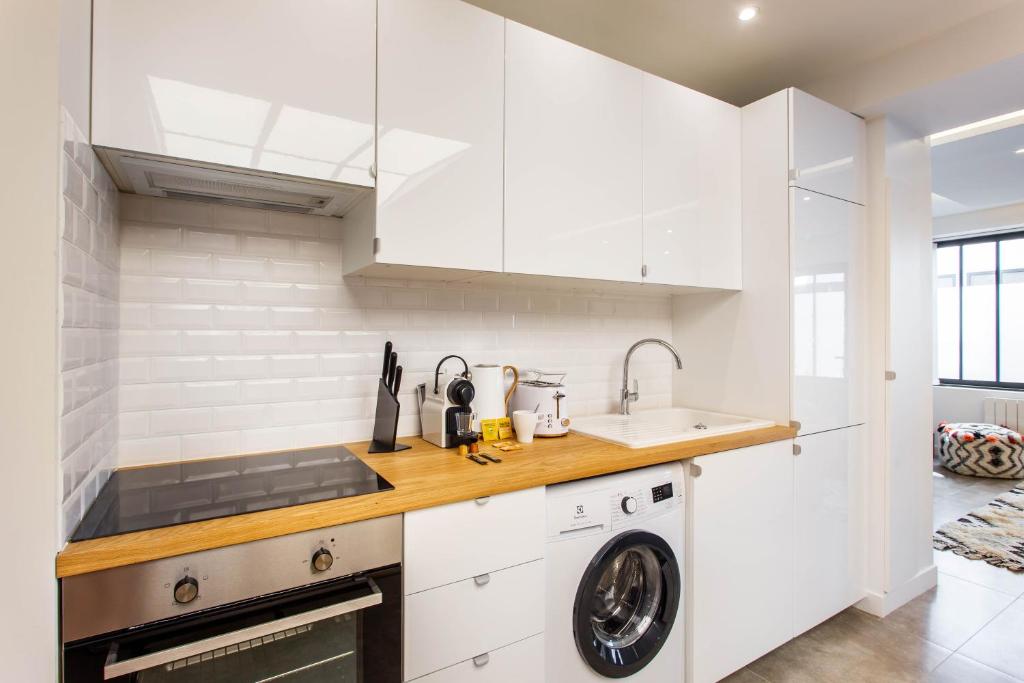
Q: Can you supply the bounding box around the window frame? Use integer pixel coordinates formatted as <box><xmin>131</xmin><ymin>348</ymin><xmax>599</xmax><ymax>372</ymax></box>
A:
<box><xmin>935</xmin><ymin>229</ymin><xmax>1024</xmax><ymax>391</ymax></box>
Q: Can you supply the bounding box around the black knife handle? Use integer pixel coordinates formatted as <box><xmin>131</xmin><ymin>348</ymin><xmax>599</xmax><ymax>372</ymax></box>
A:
<box><xmin>393</xmin><ymin>366</ymin><xmax>403</xmax><ymax>395</ymax></box>
<box><xmin>386</xmin><ymin>351</ymin><xmax>398</xmax><ymax>390</ymax></box>
<box><xmin>381</xmin><ymin>341</ymin><xmax>393</xmax><ymax>380</ymax></box>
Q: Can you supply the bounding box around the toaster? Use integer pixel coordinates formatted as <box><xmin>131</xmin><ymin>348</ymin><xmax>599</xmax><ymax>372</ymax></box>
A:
<box><xmin>509</xmin><ymin>370</ymin><xmax>569</xmax><ymax>437</ymax></box>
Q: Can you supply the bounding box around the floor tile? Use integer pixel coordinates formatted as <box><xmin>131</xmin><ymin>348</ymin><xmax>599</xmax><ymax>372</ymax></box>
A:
<box><xmin>721</xmin><ymin>667</ymin><xmax>769</xmax><ymax>682</ymax></box>
<box><xmin>930</xmin><ymin>654</ymin><xmax>1024</xmax><ymax>683</ymax></box>
<box><xmin>959</xmin><ymin>598</ymin><xmax>1024</xmax><ymax>679</ymax></box>
<box><xmin>934</xmin><ymin>549</ymin><xmax>1024</xmax><ymax>597</ymax></box>
<box><xmin>747</xmin><ymin>608</ymin><xmax>951</xmax><ymax>683</ymax></box>
<box><xmin>880</xmin><ymin>573</ymin><xmax>1014</xmax><ymax>650</ymax></box>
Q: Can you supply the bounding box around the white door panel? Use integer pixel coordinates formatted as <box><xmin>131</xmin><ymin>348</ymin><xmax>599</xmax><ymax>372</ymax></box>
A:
<box><xmin>789</xmin><ymin>89</ymin><xmax>865</xmax><ymax>205</ymax></box>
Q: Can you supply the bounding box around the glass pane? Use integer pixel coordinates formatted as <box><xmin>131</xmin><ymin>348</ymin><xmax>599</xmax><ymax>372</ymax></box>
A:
<box><xmin>962</xmin><ymin>242</ymin><xmax>996</xmax><ymax>382</ymax></box>
<box><xmin>590</xmin><ymin>546</ymin><xmax>662</xmax><ymax>650</ymax></box>
<box><xmin>1000</xmin><ymin>238</ymin><xmax>1024</xmax><ymax>383</ymax></box>
<box><xmin>935</xmin><ymin>245</ymin><xmax>961</xmax><ymax>379</ymax></box>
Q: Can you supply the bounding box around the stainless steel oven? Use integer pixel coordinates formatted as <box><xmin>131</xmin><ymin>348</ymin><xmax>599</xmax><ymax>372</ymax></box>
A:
<box><xmin>62</xmin><ymin>515</ymin><xmax>401</xmax><ymax>683</ymax></box>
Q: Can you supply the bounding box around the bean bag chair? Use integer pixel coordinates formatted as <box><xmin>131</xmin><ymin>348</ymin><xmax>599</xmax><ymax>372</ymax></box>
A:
<box><xmin>936</xmin><ymin>422</ymin><xmax>1024</xmax><ymax>479</ymax></box>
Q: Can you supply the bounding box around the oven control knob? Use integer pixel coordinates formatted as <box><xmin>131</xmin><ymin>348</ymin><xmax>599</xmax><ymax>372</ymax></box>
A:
<box><xmin>621</xmin><ymin>496</ymin><xmax>638</xmax><ymax>515</ymax></box>
<box><xmin>173</xmin><ymin>576</ymin><xmax>199</xmax><ymax>604</ymax></box>
<box><xmin>311</xmin><ymin>548</ymin><xmax>334</xmax><ymax>572</ymax></box>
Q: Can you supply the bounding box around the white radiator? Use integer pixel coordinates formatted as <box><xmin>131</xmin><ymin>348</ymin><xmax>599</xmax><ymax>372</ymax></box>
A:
<box><xmin>984</xmin><ymin>397</ymin><xmax>1024</xmax><ymax>431</ymax></box>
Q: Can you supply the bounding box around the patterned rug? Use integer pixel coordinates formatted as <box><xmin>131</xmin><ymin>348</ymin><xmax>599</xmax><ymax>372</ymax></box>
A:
<box><xmin>934</xmin><ymin>486</ymin><xmax>1024</xmax><ymax>572</ymax></box>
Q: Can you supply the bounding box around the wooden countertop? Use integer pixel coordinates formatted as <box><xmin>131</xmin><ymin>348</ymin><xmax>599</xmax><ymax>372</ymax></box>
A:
<box><xmin>55</xmin><ymin>425</ymin><xmax>795</xmax><ymax>578</ymax></box>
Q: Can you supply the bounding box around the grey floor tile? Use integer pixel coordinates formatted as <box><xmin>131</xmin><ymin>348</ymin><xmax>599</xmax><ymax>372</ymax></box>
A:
<box><xmin>880</xmin><ymin>573</ymin><xmax>1014</xmax><ymax>650</ymax></box>
<box><xmin>747</xmin><ymin>608</ymin><xmax>950</xmax><ymax>683</ymax></box>
<box><xmin>930</xmin><ymin>654</ymin><xmax>1024</xmax><ymax>683</ymax></box>
<box><xmin>934</xmin><ymin>549</ymin><xmax>1024</xmax><ymax>597</ymax></box>
<box><xmin>959</xmin><ymin>599</ymin><xmax>1024</xmax><ymax>680</ymax></box>
<box><xmin>721</xmin><ymin>667</ymin><xmax>770</xmax><ymax>683</ymax></box>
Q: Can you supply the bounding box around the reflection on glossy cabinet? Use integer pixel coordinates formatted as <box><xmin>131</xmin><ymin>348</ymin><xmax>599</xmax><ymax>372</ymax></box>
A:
<box><xmin>376</xmin><ymin>0</ymin><xmax>505</xmax><ymax>272</ymax></box>
<box><xmin>93</xmin><ymin>0</ymin><xmax>376</xmax><ymax>186</ymax></box>
<box><xmin>789</xmin><ymin>89</ymin><xmax>865</xmax><ymax>205</ymax></box>
<box><xmin>794</xmin><ymin>426</ymin><xmax>865</xmax><ymax>635</ymax></box>
<box><xmin>791</xmin><ymin>188</ymin><xmax>866</xmax><ymax>434</ymax></box>
<box><xmin>504</xmin><ymin>21</ymin><xmax>643</xmax><ymax>282</ymax></box>
<box><xmin>642</xmin><ymin>74</ymin><xmax>741</xmax><ymax>289</ymax></box>
<box><xmin>688</xmin><ymin>441</ymin><xmax>794</xmax><ymax>683</ymax></box>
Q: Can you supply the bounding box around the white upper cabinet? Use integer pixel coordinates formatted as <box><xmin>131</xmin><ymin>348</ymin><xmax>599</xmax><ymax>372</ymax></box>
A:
<box><xmin>92</xmin><ymin>0</ymin><xmax>376</xmax><ymax>186</ymax></box>
<box><xmin>789</xmin><ymin>89</ymin><xmax>865</xmax><ymax>205</ymax></box>
<box><xmin>791</xmin><ymin>188</ymin><xmax>866</xmax><ymax>434</ymax></box>
<box><xmin>375</xmin><ymin>0</ymin><xmax>505</xmax><ymax>272</ymax></box>
<box><xmin>642</xmin><ymin>74</ymin><xmax>741</xmax><ymax>289</ymax></box>
<box><xmin>504</xmin><ymin>22</ymin><xmax>644</xmax><ymax>282</ymax></box>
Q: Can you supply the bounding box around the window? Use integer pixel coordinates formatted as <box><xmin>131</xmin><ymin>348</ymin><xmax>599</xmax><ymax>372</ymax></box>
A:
<box><xmin>936</xmin><ymin>231</ymin><xmax>1024</xmax><ymax>388</ymax></box>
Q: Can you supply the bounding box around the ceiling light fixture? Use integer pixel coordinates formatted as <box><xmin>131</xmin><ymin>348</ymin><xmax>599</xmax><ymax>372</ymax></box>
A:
<box><xmin>929</xmin><ymin>108</ymin><xmax>1024</xmax><ymax>147</ymax></box>
<box><xmin>1016</xmin><ymin>148</ymin><xmax>1024</xmax><ymax>155</ymax></box>
<box><xmin>738</xmin><ymin>6</ymin><xmax>759</xmax><ymax>21</ymax></box>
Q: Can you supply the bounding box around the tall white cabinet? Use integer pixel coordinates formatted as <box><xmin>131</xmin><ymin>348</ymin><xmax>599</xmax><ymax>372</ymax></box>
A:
<box><xmin>92</xmin><ymin>0</ymin><xmax>377</xmax><ymax>187</ymax></box>
<box><xmin>503</xmin><ymin>21</ymin><xmax>644</xmax><ymax>282</ymax></box>
<box><xmin>642</xmin><ymin>74</ymin><xmax>741</xmax><ymax>289</ymax></box>
<box><xmin>374</xmin><ymin>0</ymin><xmax>505</xmax><ymax>273</ymax></box>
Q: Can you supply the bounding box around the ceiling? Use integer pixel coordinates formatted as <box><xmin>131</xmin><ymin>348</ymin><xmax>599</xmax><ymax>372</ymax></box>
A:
<box><xmin>463</xmin><ymin>0</ymin><xmax>1014</xmax><ymax>106</ymax></box>
<box><xmin>931</xmin><ymin>123</ymin><xmax>1024</xmax><ymax>217</ymax></box>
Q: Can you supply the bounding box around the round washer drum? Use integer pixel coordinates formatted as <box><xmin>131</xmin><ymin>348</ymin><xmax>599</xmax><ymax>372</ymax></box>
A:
<box><xmin>572</xmin><ymin>530</ymin><xmax>681</xmax><ymax>678</ymax></box>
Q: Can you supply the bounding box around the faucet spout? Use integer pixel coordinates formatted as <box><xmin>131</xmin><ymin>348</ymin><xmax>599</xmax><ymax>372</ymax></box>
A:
<box><xmin>620</xmin><ymin>338</ymin><xmax>683</xmax><ymax>415</ymax></box>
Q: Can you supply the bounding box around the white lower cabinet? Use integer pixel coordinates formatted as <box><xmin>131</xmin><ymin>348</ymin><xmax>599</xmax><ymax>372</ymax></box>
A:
<box><xmin>411</xmin><ymin>633</ymin><xmax>544</xmax><ymax>683</ymax></box>
<box><xmin>794</xmin><ymin>425</ymin><xmax>865</xmax><ymax>634</ymax></box>
<box><xmin>404</xmin><ymin>560</ymin><xmax>544</xmax><ymax>681</ymax></box>
<box><xmin>688</xmin><ymin>441</ymin><xmax>795</xmax><ymax>683</ymax></box>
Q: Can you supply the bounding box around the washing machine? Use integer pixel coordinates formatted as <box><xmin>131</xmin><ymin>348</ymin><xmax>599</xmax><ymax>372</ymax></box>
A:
<box><xmin>546</xmin><ymin>463</ymin><xmax>685</xmax><ymax>681</ymax></box>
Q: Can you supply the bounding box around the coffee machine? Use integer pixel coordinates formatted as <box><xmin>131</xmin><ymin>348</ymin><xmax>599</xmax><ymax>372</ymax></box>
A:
<box><xmin>418</xmin><ymin>355</ymin><xmax>476</xmax><ymax>448</ymax></box>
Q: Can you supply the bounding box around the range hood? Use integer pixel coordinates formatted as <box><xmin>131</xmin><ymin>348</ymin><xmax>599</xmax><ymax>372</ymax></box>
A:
<box><xmin>95</xmin><ymin>148</ymin><xmax>371</xmax><ymax>217</ymax></box>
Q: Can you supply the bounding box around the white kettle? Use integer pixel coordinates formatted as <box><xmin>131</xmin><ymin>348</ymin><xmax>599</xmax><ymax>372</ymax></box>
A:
<box><xmin>469</xmin><ymin>364</ymin><xmax>519</xmax><ymax>430</ymax></box>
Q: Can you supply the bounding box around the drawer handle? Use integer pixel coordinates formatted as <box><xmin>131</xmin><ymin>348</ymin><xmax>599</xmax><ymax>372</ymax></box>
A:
<box><xmin>473</xmin><ymin>653</ymin><xmax>490</xmax><ymax>667</ymax></box>
<box><xmin>474</xmin><ymin>496</ymin><xmax>490</xmax><ymax>505</ymax></box>
<box><xmin>473</xmin><ymin>573</ymin><xmax>491</xmax><ymax>586</ymax></box>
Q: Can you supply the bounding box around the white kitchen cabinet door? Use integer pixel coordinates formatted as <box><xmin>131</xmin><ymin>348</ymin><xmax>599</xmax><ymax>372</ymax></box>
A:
<box><xmin>376</xmin><ymin>0</ymin><xmax>504</xmax><ymax>272</ymax></box>
<box><xmin>794</xmin><ymin>426</ymin><xmax>865</xmax><ymax>635</ymax></box>
<box><xmin>412</xmin><ymin>634</ymin><xmax>543</xmax><ymax>683</ymax></box>
<box><xmin>642</xmin><ymin>74</ymin><xmax>741</xmax><ymax>289</ymax></box>
<box><xmin>504</xmin><ymin>21</ymin><xmax>643</xmax><ymax>282</ymax></box>
<box><xmin>791</xmin><ymin>188</ymin><xmax>866</xmax><ymax>435</ymax></box>
<box><xmin>789</xmin><ymin>89</ymin><xmax>865</xmax><ymax>205</ymax></box>
<box><xmin>688</xmin><ymin>441</ymin><xmax>794</xmax><ymax>683</ymax></box>
<box><xmin>92</xmin><ymin>0</ymin><xmax>375</xmax><ymax>186</ymax></box>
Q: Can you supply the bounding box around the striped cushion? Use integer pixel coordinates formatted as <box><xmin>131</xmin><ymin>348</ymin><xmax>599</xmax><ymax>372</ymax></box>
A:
<box><xmin>937</xmin><ymin>422</ymin><xmax>1024</xmax><ymax>479</ymax></box>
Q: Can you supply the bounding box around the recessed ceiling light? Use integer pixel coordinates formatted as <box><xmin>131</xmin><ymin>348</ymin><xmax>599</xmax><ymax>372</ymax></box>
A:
<box><xmin>803</xmin><ymin>196</ymin><xmax>812</xmax><ymax>201</ymax></box>
<box><xmin>1016</xmin><ymin>148</ymin><xmax>1024</xmax><ymax>155</ymax></box>
<box><xmin>738</xmin><ymin>6</ymin><xmax>759</xmax><ymax>21</ymax></box>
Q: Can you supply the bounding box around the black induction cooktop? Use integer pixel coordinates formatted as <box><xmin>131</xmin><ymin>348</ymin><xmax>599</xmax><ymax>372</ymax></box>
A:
<box><xmin>70</xmin><ymin>445</ymin><xmax>394</xmax><ymax>542</ymax></box>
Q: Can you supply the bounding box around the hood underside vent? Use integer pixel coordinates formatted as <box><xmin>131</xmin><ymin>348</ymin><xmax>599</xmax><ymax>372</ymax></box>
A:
<box><xmin>96</xmin><ymin>148</ymin><xmax>369</xmax><ymax>217</ymax></box>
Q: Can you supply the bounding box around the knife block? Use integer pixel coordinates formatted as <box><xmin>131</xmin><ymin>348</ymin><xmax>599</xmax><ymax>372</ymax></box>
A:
<box><xmin>368</xmin><ymin>379</ymin><xmax>411</xmax><ymax>453</ymax></box>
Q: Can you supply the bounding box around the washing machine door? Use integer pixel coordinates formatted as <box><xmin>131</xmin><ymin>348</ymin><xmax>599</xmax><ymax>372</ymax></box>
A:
<box><xmin>573</xmin><ymin>530</ymin><xmax>680</xmax><ymax>678</ymax></box>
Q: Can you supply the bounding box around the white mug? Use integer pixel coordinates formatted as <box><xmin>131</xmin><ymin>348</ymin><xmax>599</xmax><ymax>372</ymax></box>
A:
<box><xmin>512</xmin><ymin>410</ymin><xmax>540</xmax><ymax>444</ymax></box>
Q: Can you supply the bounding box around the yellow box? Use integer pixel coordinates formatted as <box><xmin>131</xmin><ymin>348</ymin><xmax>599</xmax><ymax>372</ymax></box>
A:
<box><xmin>480</xmin><ymin>418</ymin><xmax>500</xmax><ymax>442</ymax></box>
<box><xmin>496</xmin><ymin>417</ymin><xmax>513</xmax><ymax>440</ymax></box>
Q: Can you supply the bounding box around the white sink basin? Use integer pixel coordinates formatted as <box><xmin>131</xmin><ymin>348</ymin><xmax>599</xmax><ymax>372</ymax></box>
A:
<box><xmin>571</xmin><ymin>408</ymin><xmax>774</xmax><ymax>449</ymax></box>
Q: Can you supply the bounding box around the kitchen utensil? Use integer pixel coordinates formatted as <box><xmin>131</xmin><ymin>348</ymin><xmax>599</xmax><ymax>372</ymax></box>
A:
<box><xmin>509</xmin><ymin>369</ymin><xmax>570</xmax><ymax>437</ymax></box>
<box><xmin>467</xmin><ymin>454</ymin><xmax>488</xmax><ymax>465</ymax></box>
<box><xmin>369</xmin><ymin>342</ymin><xmax>410</xmax><ymax>453</ymax></box>
<box><xmin>512</xmin><ymin>410</ymin><xmax>541</xmax><ymax>444</ymax></box>
<box><xmin>469</xmin><ymin>364</ymin><xmax>519</xmax><ymax>430</ymax></box>
<box><xmin>479</xmin><ymin>452</ymin><xmax>502</xmax><ymax>463</ymax></box>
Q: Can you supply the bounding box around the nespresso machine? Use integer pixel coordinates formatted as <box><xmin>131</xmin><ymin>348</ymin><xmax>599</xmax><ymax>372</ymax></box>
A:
<box><xmin>417</xmin><ymin>355</ymin><xmax>476</xmax><ymax>448</ymax></box>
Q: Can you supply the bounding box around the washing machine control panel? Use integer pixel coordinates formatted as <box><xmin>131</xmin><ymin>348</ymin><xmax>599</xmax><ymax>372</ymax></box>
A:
<box><xmin>651</xmin><ymin>482</ymin><xmax>673</xmax><ymax>503</ymax></box>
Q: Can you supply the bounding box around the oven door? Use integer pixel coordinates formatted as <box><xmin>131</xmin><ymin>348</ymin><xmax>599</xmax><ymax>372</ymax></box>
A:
<box><xmin>64</xmin><ymin>567</ymin><xmax>401</xmax><ymax>683</ymax></box>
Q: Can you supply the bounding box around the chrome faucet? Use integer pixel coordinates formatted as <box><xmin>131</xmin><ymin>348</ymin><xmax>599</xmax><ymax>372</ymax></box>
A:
<box><xmin>620</xmin><ymin>338</ymin><xmax>683</xmax><ymax>415</ymax></box>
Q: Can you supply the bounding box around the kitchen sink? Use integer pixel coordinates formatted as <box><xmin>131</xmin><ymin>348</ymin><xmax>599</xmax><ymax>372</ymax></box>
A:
<box><xmin>571</xmin><ymin>407</ymin><xmax>775</xmax><ymax>449</ymax></box>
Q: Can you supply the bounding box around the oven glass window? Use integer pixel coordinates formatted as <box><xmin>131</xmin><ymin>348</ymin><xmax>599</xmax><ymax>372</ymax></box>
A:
<box><xmin>137</xmin><ymin>611</ymin><xmax>358</xmax><ymax>682</ymax></box>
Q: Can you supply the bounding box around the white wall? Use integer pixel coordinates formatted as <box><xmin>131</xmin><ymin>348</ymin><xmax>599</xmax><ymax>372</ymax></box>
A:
<box><xmin>59</xmin><ymin>109</ymin><xmax>120</xmax><ymax>540</ymax></box>
<box><xmin>934</xmin><ymin>385</ymin><xmax>1022</xmax><ymax>424</ymax></box>
<box><xmin>933</xmin><ymin>201</ymin><xmax>1024</xmax><ymax>238</ymax></box>
<box><xmin>118</xmin><ymin>196</ymin><xmax>675</xmax><ymax>466</ymax></box>
<box><xmin>860</xmin><ymin>116</ymin><xmax>937</xmax><ymax>616</ymax></box>
<box><xmin>0</xmin><ymin>0</ymin><xmax>61</xmax><ymax>679</ymax></box>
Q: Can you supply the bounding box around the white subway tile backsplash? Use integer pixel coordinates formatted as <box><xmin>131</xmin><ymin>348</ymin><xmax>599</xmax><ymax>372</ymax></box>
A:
<box><xmin>118</xmin><ymin>195</ymin><xmax>674</xmax><ymax>468</ymax></box>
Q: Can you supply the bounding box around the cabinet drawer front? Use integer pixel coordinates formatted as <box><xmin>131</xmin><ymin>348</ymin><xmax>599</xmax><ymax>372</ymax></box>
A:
<box><xmin>404</xmin><ymin>559</ymin><xmax>545</xmax><ymax>681</ymax></box>
<box><xmin>404</xmin><ymin>487</ymin><xmax>544</xmax><ymax>595</ymax></box>
<box><xmin>411</xmin><ymin>633</ymin><xmax>543</xmax><ymax>683</ymax></box>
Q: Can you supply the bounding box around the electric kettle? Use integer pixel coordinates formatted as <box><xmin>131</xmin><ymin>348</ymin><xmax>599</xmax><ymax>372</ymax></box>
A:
<box><xmin>469</xmin><ymin>364</ymin><xmax>519</xmax><ymax>430</ymax></box>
